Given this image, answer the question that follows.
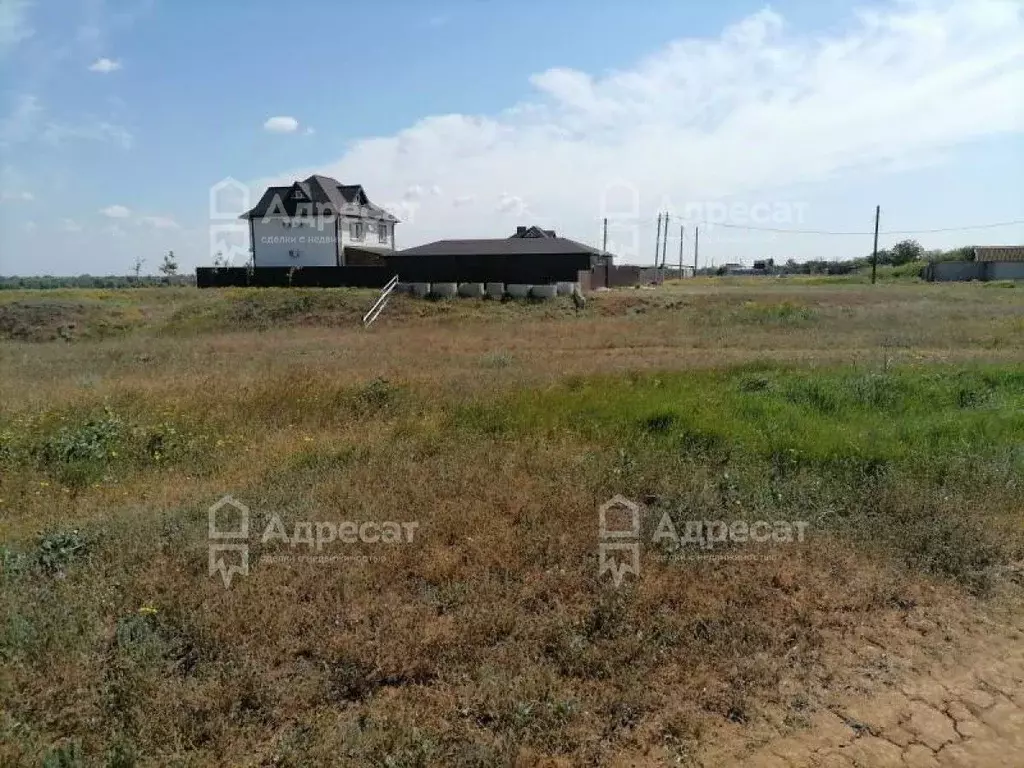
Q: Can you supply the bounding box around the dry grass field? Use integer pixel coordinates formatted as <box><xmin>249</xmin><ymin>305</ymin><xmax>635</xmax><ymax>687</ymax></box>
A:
<box><xmin>1</xmin><ymin>279</ymin><xmax>1023</xmax><ymax>766</ymax></box>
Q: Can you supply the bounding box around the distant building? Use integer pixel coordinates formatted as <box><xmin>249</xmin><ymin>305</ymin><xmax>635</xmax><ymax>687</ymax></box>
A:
<box><xmin>925</xmin><ymin>244</ymin><xmax>1024</xmax><ymax>281</ymax></box>
<box><xmin>974</xmin><ymin>246</ymin><xmax>1024</xmax><ymax>263</ymax></box>
<box><xmin>241</xmin><ymin>175</ymin><xmax>398</xmax><ymax>268</ymax></box>
<box><xmin>392</xmin><ymin>226</ymin><xmax>604</xmax><ymax>288</ymax></box>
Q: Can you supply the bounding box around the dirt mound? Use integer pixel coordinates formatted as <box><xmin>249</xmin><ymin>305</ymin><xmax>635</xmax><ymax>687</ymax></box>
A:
<box><xmin>0</xmin><ymin>300</ymin><xmax>85</xmax><ymax>341</ymax></box>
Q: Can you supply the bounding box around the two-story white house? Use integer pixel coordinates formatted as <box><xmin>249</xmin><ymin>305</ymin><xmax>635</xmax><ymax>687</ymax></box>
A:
<box><xmin>241</xmin><ymin>174</ymin><xmax>398</xmax><ymax>267</ymax></box>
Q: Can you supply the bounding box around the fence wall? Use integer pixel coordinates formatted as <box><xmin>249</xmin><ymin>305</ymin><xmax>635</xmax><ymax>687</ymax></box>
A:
<box><xmin>987</xmin><ymin>262</ymin><xmax>1024</xmax><ymax>281</ymax></box>
<box><xmin>591</xmin><ymin>264</ymin><xmax>653</xmax><ymax>288</ymax></box>
<box><xmin>384</xmin><ymin>253</ymin><xmax>595</xmax><ymax>284</ymax></box>
<box><xmin>196</xmin><ymin>266</ymin><xmax>393</xmax><ymax>288</ymax></box>
<box><xmin>925</xmin><ymin>261</ymin><xmax>1024</xmax><ymax>282</ymax></box>
<box><xmin>199</xmin><ymin>253</ymin><xmax>599</xmax><ymax>289</ymax></box>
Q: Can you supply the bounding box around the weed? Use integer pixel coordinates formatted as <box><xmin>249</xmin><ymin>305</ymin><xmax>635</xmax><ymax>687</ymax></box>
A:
<box><xmin>642</xmin><ymin>411</ymin><xmax>678</xmax><ymax>434</ymax></box>
<box><xmin>34</xmin><ymin>530</ymin><xmax>88</xmax><ymax>574</ymax></box>
<box><xmin>735</xmin><ymin>300</ymin><xmax>817</xmax><ymax>325</ymax></box>
<box><xmin>480</xmin><ymin>350</ymin><xmax>514</xmax><ymax>369</ymax></box>
<box><xmin>737</xmin><ymin>374</ymin><xmax>771</xmax><ymax>393</ymax></box>
<box><xmin>355</xmin><ymin>377</ymin><xmax>398</xmax><ymax>411</ymax></box>
<box><xmin>42</xmin><ymin>742</ymin><xmax>84</xmax><ymax>768</ymax></box>
<box><xmin>40</xmin><ymin>410</ymin><xmax>124</xmax><ymax>464</ymax></box>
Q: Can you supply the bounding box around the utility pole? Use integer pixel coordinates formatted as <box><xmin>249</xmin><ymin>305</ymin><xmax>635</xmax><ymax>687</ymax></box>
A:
<box><xmin>678</xmin><ymin>224</ymin><xmax>684</xmax><ymax>278</ymax></box>
<box><xmin>663</xmin><ymin>214</ymin><xmax>671</xmax><ymax>270</ymax></box>
<box><xmin>660</xmin><ymin>213</ymin><xmax>669</xmax><ymax>269</ymax></box>
<box><xmin>871</xmin><ymin>205</ymin><xmax>880</xmax><ymax>285</ymax></box>
<box><xmin>602</xmin><ymin>217</ymin><xmax>609</xmax><ymax>289</ymax></box>
<box><xmin>694</xmin><ymin>226</ymin><xmax>699</xmax><ymax>274</ymax></box>
<box><xmin>654</xmin><ymin>212</ymin><xmax>662</xmax><ymax>267</ymax></box>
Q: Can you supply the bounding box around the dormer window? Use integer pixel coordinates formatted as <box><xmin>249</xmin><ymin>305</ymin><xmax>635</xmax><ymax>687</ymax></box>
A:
<box><xmin>350</xmin><ymin>222</ymin><xmax>364</xmax><ymax>241</ymax></box>
<box><xmin>378</xmin><ymin>223</ymin><xmax>389</xmax><ymax>243</ymax></box>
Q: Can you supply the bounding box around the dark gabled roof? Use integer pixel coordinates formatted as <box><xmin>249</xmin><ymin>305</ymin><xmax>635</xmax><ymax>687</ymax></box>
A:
<box><xmin>241</xmin><ymin>175</ymin><xmax>398</xmax><ymax>221</ymax></box>
<box><xmin>510</xmin><ymin>225</ymin><xmax>556</xmax><ymax>239</ymax></box>
<box><xmin>974</xmin><ymin>246</ymin><xmax>1024</xmax><ymax>263</ymax></box>
<box><xmin>338</xmin><ymin>184</ymin><xmax>370</xmax><ymax>205</ymax></box>
<box><xmin>397</xmin><ymin>236</ymin><xmax>603</xmax><ymax>258</ymax></box>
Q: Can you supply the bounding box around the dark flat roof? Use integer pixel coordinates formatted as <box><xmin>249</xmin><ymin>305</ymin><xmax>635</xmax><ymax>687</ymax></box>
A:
<box><xmin>398</xmin><ymin>237</ymin><xmax>603</xmax><ymax>257</ymax></box>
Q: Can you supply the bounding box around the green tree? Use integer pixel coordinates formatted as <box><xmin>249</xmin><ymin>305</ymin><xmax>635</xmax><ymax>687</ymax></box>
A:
<box><xmin>889</xmin><ymin>239</ymin><xmax>924</xmax><ymax>266</ymax></box>
<box><xmin>159</xmin><ymin>250</ymin><xmax>178</xmax><ymax>276</ymax></box>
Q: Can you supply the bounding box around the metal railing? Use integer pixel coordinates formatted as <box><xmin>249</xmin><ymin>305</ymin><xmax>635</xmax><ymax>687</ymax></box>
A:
<box><xmin>362</xmin><ymin>275</ymin><xmax>400</xmax><ymax>327</ymax></box>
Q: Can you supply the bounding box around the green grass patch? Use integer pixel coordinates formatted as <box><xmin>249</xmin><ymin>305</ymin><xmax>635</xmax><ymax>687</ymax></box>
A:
<box><xmin>447</xmin><ymin>363</ymin><xmax>1024</xmax><ymax>591</ymax></box>
<box><xmin>453</xmin><ymin>364</ymin><xmax>1024</xmax><ymax>472</ymax></box>
<box><xmin>0</xmin><ymin>406</ymin><xmax>222</xmax><ymax>488</ymax></box>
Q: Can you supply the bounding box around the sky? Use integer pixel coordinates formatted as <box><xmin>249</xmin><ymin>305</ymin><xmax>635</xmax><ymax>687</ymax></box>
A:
<box><xmin>0</xmin><ymin>0</ymin><xmax>1022</xmax><ymax>275</ymax></box>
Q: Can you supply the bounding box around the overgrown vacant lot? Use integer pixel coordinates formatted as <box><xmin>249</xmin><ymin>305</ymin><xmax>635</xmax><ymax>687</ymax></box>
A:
<box><xmin>1</xmin><ymin>281</ymin><xmax>1023</xmax><ymax>766</ymax></box>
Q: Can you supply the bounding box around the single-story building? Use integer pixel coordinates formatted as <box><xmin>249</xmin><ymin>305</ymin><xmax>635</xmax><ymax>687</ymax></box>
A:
<box><xmin>389</xmin><ymin>225</ymin><xmax>608</xmax><ymax>287</ymax></box>
<box><xmin>974</xmin><ymin>246</ymin><xmax>1024</xmax><ymax>263</ymax></box>
<box><xmin>925</xmin><ymin>245</ymin><xmax>1024</xmax><ymax>282</ymax></box>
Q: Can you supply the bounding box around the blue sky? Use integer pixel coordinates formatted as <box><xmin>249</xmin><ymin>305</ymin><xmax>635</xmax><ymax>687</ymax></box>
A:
<box><xmin>1</xmin><ymin>0</ymin><xmax>1022</xmax><ymax>275</ymax></box>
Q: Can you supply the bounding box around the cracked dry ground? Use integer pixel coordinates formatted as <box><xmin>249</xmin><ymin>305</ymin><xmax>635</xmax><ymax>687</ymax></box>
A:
<box><xmin>714</xmin><ymin>616</ymin><xmax>1024</xmax><ymax>767</ymax></box>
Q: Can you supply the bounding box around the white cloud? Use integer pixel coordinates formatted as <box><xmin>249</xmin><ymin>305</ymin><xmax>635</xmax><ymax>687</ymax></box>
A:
<box><xmin>138</xmin><ymin>215</ymin><xmax>179</xmax><ymax>229</ymax></box>
<box><xmin>0</xmin><ymin>190</ymin><xmax>33</xmax><ymax>202</ymax></box>
<box><xmin>0</xmin><ymin>0</ymin><xmax>33</xmax><ymax>55</ymax></box>
<box><xmin>88</xmin><ymin>57</ymin><xmax>121</xmax><ymax>73</ymax></box>
<box><xmin>452</xmin><ymin>194</ymin><xmax>476</xmax><ymax>207</ymax></box>
<box><xmin>100</xmin><ymin>204</ymin><xmax>130</xmax><ymax>218</ymax></box>
<box><xmin>23</xmin><ymin>220</ymin><xmax>36</xmax><ymax>232</ymax></box>
<box><xmin>496</xmin><ymin>193</ymin><xmax>528</xmax><ymax>216</ymax></box>
<box><xmin>41</xmin><ymin>119</ymin><xmax>133</xmax><ymax>149</ymax></box>
<box><xmin>263</xmin><ymin>116</ymin><xmax>300</xmax><ymax>134</ymax></box>
<box><xmin>304</xmin><ymin>126</ymin><xmax>315</xmax><ymax>136</ymax></box>
<box><xmin>0</xmin><ymin>94</ymin><xmax>42</xmax><ymax>146</ymax></box>
<box><xmin>256</xmin><ymin>0</ymin><xmax>1024</xmax><ymax>258</ymax></box>
<box><xmin>61</xmin><ymin>218</ymin><xmax>82</xmax><ymax>232</ymax></box>
<box><xmin>0</xmin><ymin>96</ymin><xmax>132</xmax><ymax>151</ymax></box>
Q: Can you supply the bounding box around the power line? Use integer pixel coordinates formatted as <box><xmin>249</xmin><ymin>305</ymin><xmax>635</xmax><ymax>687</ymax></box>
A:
<box><xmin>650</xmin><ymin>214</ymin><xmax>1024</xmax><ymax>236</ymax></box>
<box><xmin>880</xmin><ymin>219</ymin><xmax>1024</xmax><ymax>235</ymax></box>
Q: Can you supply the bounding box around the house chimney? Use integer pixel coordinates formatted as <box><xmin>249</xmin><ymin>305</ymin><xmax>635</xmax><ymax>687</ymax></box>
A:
<box><xmin>516</xmin><ymin>226</ymin><xmax>527</xmax><ymax>236</ymax></box>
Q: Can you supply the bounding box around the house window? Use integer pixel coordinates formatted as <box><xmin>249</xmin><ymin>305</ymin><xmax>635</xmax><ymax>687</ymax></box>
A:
<box><xmin>378</xmin><ymin>223</ymin><xmax>389</xmax><ymax>243</ymax></box>
<box><xmin>350</xmin><ymin>222</ymin><xmax>364</xmax><ymax>241</ymax></box>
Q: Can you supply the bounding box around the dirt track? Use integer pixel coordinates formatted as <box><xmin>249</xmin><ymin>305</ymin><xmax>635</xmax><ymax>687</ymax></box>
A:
<box><xmin>733</xmin><ymin>620</ymin><xmax>1024</xmax><ymax>767</ymax></box>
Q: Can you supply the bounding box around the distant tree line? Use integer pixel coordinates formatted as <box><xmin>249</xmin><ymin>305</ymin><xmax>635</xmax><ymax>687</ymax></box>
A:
<box><xmin>704</xmin><ymin>241</ymin><xmax>977</xmax><ymax>277</ymax></box>
<box><xmin>1</xmin><ymin>250</ymin><xmax>194</xmax><ymax>289</ymax></box>
<box><xmin>0</xmin><ymin>274</ymin><xmax>196</xmax><ymax>290</ymax></box>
